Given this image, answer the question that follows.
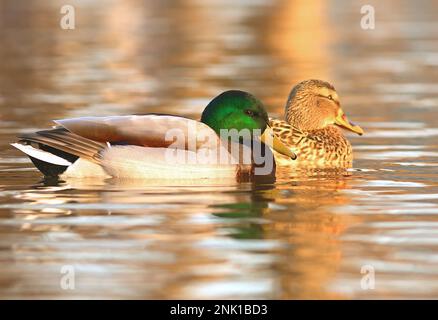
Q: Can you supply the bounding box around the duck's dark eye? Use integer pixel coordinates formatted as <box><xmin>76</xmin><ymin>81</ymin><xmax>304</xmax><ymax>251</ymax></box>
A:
<box><xmin>245</xmin><ymin>109</ymin><xmax>256</xmax><ymax>117</ymax></box>
<box><xmin>327</xmin><ymin>95</ymin><xmax>333</xmax><ymax>101</ymax></box>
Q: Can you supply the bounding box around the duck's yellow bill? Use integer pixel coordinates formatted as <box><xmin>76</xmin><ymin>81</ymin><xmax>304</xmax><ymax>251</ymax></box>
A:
<box><xmin>260</xmin><ymin>127</ymin><xmax>297</xmax><ymax>160</ymax></box>
<box><xmin>335</xmin><ymin>110</ymin><xmax>364</xmax><ymax>135</ymax></box>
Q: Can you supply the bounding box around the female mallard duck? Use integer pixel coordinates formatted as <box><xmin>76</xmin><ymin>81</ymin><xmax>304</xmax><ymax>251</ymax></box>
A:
<box><xmin>270</xmin><ymin>79</ymin><xmax>364</xmax><ymax>168</ymax></box>
<box><xmin>12</xmin><ymin>90</ymin><xmax>296</xmax><ymax>181</ymax></box>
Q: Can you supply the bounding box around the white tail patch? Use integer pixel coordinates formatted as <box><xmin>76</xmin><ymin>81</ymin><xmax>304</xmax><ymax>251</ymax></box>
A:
<box><xmin>11</xmin><ymin>143</ymin><xmax>72</xmax><ymax>166</ymax></box>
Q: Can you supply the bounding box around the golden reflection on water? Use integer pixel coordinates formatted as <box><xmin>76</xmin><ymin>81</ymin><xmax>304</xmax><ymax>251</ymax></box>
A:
<box><xmin>266</xmin><ymin>0</ymin><xmax>331</xmax><ymax>79</ymax></box>
<box><xmin>1</xmin><ymin>0</ymin><xmax>438</xmax><ymax>299</ymax></box>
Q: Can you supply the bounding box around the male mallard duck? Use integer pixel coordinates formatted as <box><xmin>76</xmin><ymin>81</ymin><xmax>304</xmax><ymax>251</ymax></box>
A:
<box><xmin>270</xmin><ymin>80</ymin><xmax>363</xmax><ymax>168</ymax></box>
<box><xmin>12</xmin><ymin>90</ymin><xmax>296</xmax><ymax>181</ymax></box>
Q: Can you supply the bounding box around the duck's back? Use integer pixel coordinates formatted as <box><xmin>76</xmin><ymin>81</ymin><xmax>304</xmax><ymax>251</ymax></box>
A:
<box><xmin>269</xmin><ymin>118</ymin><xmax>353</xmax><ymax>168</ymax></box>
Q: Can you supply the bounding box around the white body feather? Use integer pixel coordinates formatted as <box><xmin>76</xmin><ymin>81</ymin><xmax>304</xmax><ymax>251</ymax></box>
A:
<box><xmin>99</xmin><ymin>145</ymin><xmax>239</xmax><ymax>180</ymax></box>
<box><xmin>62</xmin><ymin>159</ymin><xmax>110</xmax><ymax>178</ymax></box>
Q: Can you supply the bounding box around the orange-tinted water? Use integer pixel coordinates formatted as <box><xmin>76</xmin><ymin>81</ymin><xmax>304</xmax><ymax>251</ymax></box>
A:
<box><xmin>1</xmin><ymin>0</ymin><xmax>438</xmax><ymax>299</ymax></box>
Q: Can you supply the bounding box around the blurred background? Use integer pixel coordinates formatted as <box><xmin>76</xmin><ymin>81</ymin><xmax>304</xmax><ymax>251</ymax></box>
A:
<box><xmin>1</xmin><ymin>0</ymin><xmax>438</xmax><ymax>299</ymax></box>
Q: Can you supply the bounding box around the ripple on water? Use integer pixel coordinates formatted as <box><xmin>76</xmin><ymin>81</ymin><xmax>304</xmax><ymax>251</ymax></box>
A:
<box><xmin>364</xmin><ymin>128</ymin><xmax>438</xmax><ymax>138</ymax></box>
<box><xmin>395</xmin><ymin>162</ymin><xmax>438</xmax><ymax>167</ymax></box>
<box><xmin>357</xmin><ymin>180</ymin><xmax>426</xmax><ymax>188</ymax></box>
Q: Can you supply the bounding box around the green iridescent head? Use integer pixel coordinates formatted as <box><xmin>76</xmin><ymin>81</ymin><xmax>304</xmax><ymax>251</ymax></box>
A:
<box><xmin>200</xmin><ymin>90</ymin><xmax>269</xmax><ymax>134</ymax></box>
<box><xmin>201</xmin><ymin>90</ymin><xmax>297</xmax><ymax>160</ymax></box>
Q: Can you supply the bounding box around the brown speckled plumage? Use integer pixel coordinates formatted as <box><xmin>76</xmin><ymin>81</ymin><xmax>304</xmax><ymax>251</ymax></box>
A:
<box><xmin>270</xmin><ymin>118</ymin><xmax>353</xmax><ymax>168</ymax></box>
<box><xmin>269</xmin><ymin>79</ymin><xmax>363</xmax><ymax>169</ymax></box>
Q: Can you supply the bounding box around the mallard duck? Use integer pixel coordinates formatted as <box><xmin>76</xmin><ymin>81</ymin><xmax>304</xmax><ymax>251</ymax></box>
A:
<box><xmin>270</xmin><ymin>80</ymin><xmax>363</xmax><ymax>168</ymax></box>
<box><xmin>12</xmin><ymin>90</ymin><xmax>296</xmax><ymax>181</ymax></box>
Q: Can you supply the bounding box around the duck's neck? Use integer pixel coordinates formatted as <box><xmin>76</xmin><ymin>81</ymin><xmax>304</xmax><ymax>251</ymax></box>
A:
<box><xmin>225</xmin><ymin>138</ymin><xmax>276</xmax><ymax>179</ymax></box>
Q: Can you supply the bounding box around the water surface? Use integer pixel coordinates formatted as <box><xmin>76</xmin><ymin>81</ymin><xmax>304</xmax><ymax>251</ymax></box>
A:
<box><xmin>1</xmin><ymin>0</ymin><xmax>438</xmax><ymax>299</ymax></box>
